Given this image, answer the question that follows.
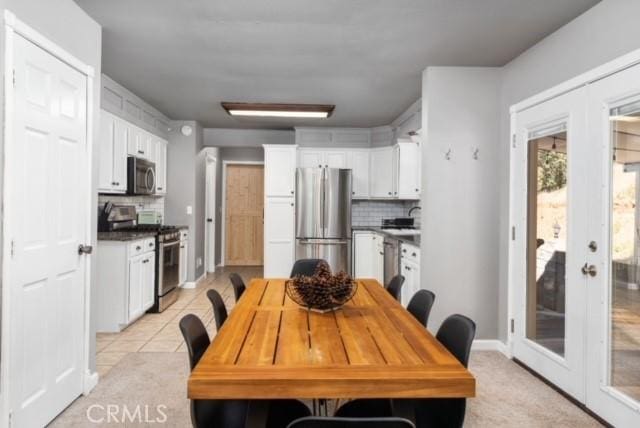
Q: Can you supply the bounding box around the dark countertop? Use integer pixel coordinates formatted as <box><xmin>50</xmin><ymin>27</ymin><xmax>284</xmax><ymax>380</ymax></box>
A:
<box><xmin>98</xmin><ymin>231</ymin><xmax>157</xmax><ymax>242</ymax></box>
<box><xmin>352</xmin><ymin>226</ymin><xmax>421</xmax><ymax>247</ymax></box>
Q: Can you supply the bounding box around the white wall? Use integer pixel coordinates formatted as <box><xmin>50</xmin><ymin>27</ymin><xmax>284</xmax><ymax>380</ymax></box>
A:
<box><xmin>0</xmin><ymin>0</ymin><xmax>102</xmax><ymax>371</ymax></box>
<box><xmin>497</xmin><ymin>0</ymin><xmax>640</xmax><ymax>340</ymax></box>
<box><xmin>421</xmin><ymin>67</ymin><xmax>501</xmax><ymax>338</ymax></box>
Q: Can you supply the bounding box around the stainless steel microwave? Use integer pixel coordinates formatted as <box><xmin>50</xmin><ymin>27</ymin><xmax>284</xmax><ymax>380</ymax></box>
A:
<box><xmin>127</xmin><ymin>156</ymin><xmax>156</xmax><ymax>195</ymax></box>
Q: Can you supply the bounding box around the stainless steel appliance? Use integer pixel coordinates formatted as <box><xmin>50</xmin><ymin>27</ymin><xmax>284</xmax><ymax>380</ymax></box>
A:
<box><xmin>295</xmin><ymin>168</ymin><xmax>352</xmax><ymax>273</ymax></box>
<box><xmin>383</xmin><ymin>237</ymin><xmax>401</xmax><ymax>285</ymax></box>
<box><xmin>155</xmin><ymin>229</ymin><xmax>180</xmax><ymax>312</ymax></box>
<box><xmin>98</xmin><ymin>203</ymin><xmax>137</xmax><ymax>231</ymax></box>
<box><xmin>127</xmin><ymin>156</ymin><xmax>156</xmax><ymax>195</ymax></box>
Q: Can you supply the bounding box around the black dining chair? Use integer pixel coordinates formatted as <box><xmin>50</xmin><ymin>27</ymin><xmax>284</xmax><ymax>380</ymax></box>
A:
<box><xmin>229</xmin><ymin>273</ymin><xmax>246</xmax><ymax>302</ymax></box>
<box><xmin>287</xmin><ymin>416</ymin><xmax>415</xmax><ymax>428</ymax></box>
<box><xmin>385</xmin><ymin>275</ymin><xmax>405</xmax><ymax>301</ymax></box>
<box><xmin>206</xmin><ymin>289</ymin><xmax>228</xmax><ymax>331</ymax></box>
<box><xmin>406</xmin><ymin>290</ymin><xmax>436</xmax><ymax>328</ymax></box>
<box><xmin>179</xmin><ymin>314</ymin><xmax>248</xmax><ymax>428</ymax></box>
<box><xmin>411</xmin><ymin>314</ymin><xmax>476</xmax><ymax>428</ymax></box>
<box><xmin>290</xmin><ymin>259</ymin><xmax>327</xmax><ymax>277</ymax></box>
<box><xmin>179</xmin><ymin>314</ymin><xmax>312</xmax><ymax>428</ymax></box>
<box><xmin>335</xmin><ymin>314</ymin><xmax>476</xmax><ymax>428</ymax></box>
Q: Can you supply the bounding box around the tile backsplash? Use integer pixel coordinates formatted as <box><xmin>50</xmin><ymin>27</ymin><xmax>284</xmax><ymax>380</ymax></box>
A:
<box><xmin>98</xmin><ymin>194</ymin><xmax>165</xmax><ymax>220</ymax></box>
<box><xmin>352</xmin><ymin>200</ymin><xmax>420</xmax><ymax>227</ymax></box>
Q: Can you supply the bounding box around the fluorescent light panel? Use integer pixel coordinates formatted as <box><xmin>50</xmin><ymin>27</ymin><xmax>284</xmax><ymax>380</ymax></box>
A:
<box><xmin>221</xmin><ymin>102</ymin><xmax>334</xmax><ymax>119</ymax></box>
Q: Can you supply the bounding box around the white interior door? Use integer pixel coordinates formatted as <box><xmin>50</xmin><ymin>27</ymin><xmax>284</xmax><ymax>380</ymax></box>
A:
<box><xmin>585</xmin><ymin>63</ymin><xmax>640</xmax><ymax>427</ymax></box>
<box><xmin>206</xmin><ymin>157</ymin><xmax>216</xmax><ymax>272</ymax></box>
<box><xmin>7</xmin><ymin>34</ymin><xmax>88</xmax><ymax>427</ymax></box>
<box><xmin>512</xmin><ymin>87</ymin><xmax>588</xmax><ymax>401</ymax></box>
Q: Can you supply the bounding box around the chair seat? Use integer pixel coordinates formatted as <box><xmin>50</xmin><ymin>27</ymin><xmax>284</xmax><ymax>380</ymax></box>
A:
<box><xmin>334</xmin><ymin>399</ymin><xmax>394</xmax><ymax>419</ymax></box>
<box><xmin>267</xmin><ymin>399</ymin><xmax>312</xmax><ymax>428</ymax></box>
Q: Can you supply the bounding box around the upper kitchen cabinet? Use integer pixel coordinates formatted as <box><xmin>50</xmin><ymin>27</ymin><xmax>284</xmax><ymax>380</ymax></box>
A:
<box><xmin>127</xmin><ymin>124</ymin><xmax>148</xmax><ymax>158</ymax></box>
<box><xmin>396</xmin><ymin>139</ymin><xmax>421</xmax><ymax>199</ymax></box>
<box><xmin>295</xmin><ymin>127</ymin><xmax>371</xmax><ymax>148</ymax></box>
<box><xmin>393</xmin><ymin>99</ymin><xmax>422</xmax><ymax>138</ymax></box>
<box><xmin>298</xmin><ymin>148</ymin><xmax>348</xmax><ymax>169</ymax></box>
<box><xmin>98</xmin><ymin>110</ymin><xmax>128</xmax><ymax>193</ymax></box>
<box><xmin>151</xmin><ymin>138</ymin><xmax>168</xmax><ymax>195</ymax></box>
<box><xmin>264</xmin><ymin>145</ymin><xmax>298</xmax><ymax>197</ymax></box>
<box><xmin>370</xmin><ymin>146</ymin><xmax>395</xmax><ymax>198</ymax></box>
<box><xmin>348</xmin><ymin>150</ymin><xmax>370</xmax><ymax>198</ymax></box>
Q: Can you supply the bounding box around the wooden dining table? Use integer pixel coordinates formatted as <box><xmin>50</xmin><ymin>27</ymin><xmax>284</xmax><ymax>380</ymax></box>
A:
<box><xmin>188</xmin><ymin>278</ymin><xmax>475</xmax><ymax>424</ymax></box>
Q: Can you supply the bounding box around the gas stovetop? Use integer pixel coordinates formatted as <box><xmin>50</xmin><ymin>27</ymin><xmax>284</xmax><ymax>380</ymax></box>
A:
<box><xmin>135</xmin><ymin>224</ymin><xmax>179</xmax><ymax>233</ymax></box>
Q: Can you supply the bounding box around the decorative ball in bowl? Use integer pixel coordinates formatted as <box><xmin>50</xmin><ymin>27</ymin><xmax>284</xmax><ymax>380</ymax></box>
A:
<box><xmin>285</xmin><ymin>262</ymin><xmax>357</xmax><ymax>312</ymax></box>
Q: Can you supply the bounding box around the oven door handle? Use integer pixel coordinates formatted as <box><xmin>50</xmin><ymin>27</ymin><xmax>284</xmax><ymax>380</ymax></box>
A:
<box><xmin>161</xmin><ymin>240</ymin><xmax>180</xmax><ymax>249</ymax></box>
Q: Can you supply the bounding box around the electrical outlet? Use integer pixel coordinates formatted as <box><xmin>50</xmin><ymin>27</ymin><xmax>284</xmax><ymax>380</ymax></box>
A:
<box><xmin>186</xmin><ymin>205</ymin><xmax>193</xmax><ymax>215</ymax></box>
<box><xmin>196</xmin><ymin>257</ymin><xmax>202</xmax><ymax>267</ymax></box>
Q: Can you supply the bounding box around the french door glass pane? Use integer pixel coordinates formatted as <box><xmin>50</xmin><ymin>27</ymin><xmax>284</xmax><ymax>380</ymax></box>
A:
<box><xmin>526</xmin><ymin>131</ymin><xmax>567</xmax><ymax>357</ymax></box>
<box><xmin>609</xmin><ymin>105</ymin><xmax>640</xmax><ymax>402</ymax></box>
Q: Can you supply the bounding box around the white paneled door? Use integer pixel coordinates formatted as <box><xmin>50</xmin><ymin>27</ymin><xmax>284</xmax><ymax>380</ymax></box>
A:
<box><xmin>8</xmin><ymin>34</ymin><xmax>88</xmax><ymax>427</ymax></box>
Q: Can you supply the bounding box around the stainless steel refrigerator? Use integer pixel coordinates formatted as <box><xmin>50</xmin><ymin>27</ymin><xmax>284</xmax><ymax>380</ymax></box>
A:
<box><xmin>295</xmin><ymin>168</ymin><xmax>352</xmax><ymax>274</ymax></box>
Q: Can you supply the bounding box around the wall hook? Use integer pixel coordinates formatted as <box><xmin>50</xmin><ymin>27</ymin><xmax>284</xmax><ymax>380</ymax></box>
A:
<box><xmin>473</xmin><ymin>148</ymin><xmax>479</xmax><ymax>160</ymax></box>
<box><xmin>445</xmin><ymin>149</ymin><xmax>452</xmax><ymax>160</ymax></box>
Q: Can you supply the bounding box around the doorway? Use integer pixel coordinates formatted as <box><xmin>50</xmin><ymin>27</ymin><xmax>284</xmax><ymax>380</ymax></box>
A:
<box><xmin>223</xmin><ymin>163</ymin><xmax>264</xmax><ymax>266</ymax></box>
<box><xmin>1</xmin><ymin>14</ymin><xmax>95</xmax><ymax>428</ymax></box>
<box><xmin>511</xmin><ymin>61</ymin><xmax>640</xmax><ymax>426</ymax></box>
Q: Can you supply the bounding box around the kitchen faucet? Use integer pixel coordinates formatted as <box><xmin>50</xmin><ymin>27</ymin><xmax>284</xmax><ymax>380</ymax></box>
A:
<box><xmin>408</xmin><ymin>206</ymin><xmax>421</xmax><ymax>217</ymax></box>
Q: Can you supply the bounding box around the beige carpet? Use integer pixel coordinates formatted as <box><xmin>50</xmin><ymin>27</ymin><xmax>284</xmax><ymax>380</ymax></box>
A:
<box><xmin>50</xmin><ymin>351</ymin><xmax>602</xmax><ymax>427</ymax></box>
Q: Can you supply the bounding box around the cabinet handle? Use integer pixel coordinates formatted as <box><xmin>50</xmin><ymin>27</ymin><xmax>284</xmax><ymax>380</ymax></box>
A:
<box><xmin>318</xmin><ymin>164</ymin><xmax>322</xmax><ymax>168</ymax></box>
<box><xmin>412</xmin><ymin>253</ymin><xmax>417</xmax><ymax>257</ymax></box>
<box><xmin>180</xmin><ymin>245</ymin><xmax>185</xmax><ymax>249</ymax></box>
<box><xmin>406</xmin><ymin>266</ymin><xmax>411</xmax><ymax>271</ymax></box>
<box><xmin>388</xmin><ymin>192</ymin><xmax>392</xmax><ymax>195</ymax></box>
<box><xmin>136</xmin><ymin>246</ymin><xmax>141</xmax><ymax>250</ymax></box>
<box><xmin>325</xmin><ymin>164</ymin><xmax>328</xmax><ymax>167</ymax></box>
<box><xmin>157</xmin><ymin>187</ymin><xmax>163</xmax><ymax>191</ymax></box>
<box><xmin>290</xmin><ymin>190</ymin><xmax>294</xmax><ymax>194</ymax></box>
<box><xmin>290</xmin><ymin>203</ymin><xmax>294</xmax><ymax>207</ymax></box>
<box><xmin>138</xmin><ymin>150</ymin><xmax>144</xmax><ymax>154</ymax></box>
<box><xmin>149</xmin><ymin>243</ymin><xmax>153</xmax><ymax>247</ymax></box>
<box><xmin>379</xmin><ymin>252</ymin><xmax>384</xmax><ymax>255</ymax></box>
<box><xmin>415</xmin><ymin>188</ymin><xmax>419</xmax><ymax>192</ymax></box>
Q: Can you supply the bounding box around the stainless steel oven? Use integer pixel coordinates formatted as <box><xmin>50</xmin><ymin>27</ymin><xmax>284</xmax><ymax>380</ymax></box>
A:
<box><xmin>127</xmin><ymin>156</ymin><xmax>156</xmax><ymax>195</ymax></box>
<box><xmin>383</xmin><ymin>237</ymin><xmax>400</xmax><ymax>285</ymax></box>
<box><xmin>156</xmin><ymin>230</ymin><xmax>180</xmax><ymax>311</ymax></box>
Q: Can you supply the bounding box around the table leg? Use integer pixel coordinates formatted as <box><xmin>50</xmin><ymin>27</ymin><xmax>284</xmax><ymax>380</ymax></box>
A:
<box><xmin>246</xmin><ymin>400</ymin><xmax>269</xmax><ymax>428</ymax></box>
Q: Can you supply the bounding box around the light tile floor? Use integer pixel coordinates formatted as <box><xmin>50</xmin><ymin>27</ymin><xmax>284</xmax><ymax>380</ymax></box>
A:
<box><xmin>95</xmin><ymin>266</ymin><xmax>263</xmax><ymax>379</ymax></box>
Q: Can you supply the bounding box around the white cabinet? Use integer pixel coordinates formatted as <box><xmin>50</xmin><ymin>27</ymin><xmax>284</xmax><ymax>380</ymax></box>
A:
<box><xmin>264</xmin><ymin>145</ymin><xmax>297</xmax><ymax>197</ymax></box>
<box><xmin>396</xmin><ymin>140</ymin><xmax>421</xmax><ymax>200</ymax></box>
<box><xmin>353</xmin><ymin>231</ymin><xmax>384</xmax><ymax>283</ymax></box>
<box><xmin>298</xmin><ymin>149</ymin><xmax>348</xmax><ymax>169</ymax></box>
<box><xmin>96</xmin><ymin>238</ymin><xmax>156</xmax><ymax>332</ymax></box>
<box><xmin>179</xmin><ymin>230</ymin><xmax>188</xmax><ymax>285</ymax></box>
<box><xmin>98</xmin><ymin>110</ymin><xmax>127</xmax><ymax>193</ymax></box>
<box><xmin>348</xmin><ymin>150</ymin><xmax>370</xmax><ymax>198</ymax></box>
<box><xmin>370</xmin><ymin>147</ymin><xmax>395</xmax><ymax>198</ymax></box>
<box><xmin>150</xmin><ymin>137</ymin><xmax>168</xmax><ymax>194</ymax></box>
<box><xmin>264</xmin><ymin>197</ymin><xmax>295</xmax><ymax>277</ymax></box>
<box><xmin>400</xmin><ymin>243</ymin><xmax>421</xmax><ymax>306</ymax></box>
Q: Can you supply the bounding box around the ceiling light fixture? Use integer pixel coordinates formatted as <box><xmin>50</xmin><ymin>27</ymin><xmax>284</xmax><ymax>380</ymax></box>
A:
<box><xmin>221</xmin><ymin>102</ymin><xmax>335</xmax><ymax>119</ymax></box>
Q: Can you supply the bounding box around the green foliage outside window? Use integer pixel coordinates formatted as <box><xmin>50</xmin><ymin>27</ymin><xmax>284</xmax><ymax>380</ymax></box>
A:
<box><xmin>538</xmin><ymin>150</ymin><xmax>567</xmax><ymax>192</ymax></box>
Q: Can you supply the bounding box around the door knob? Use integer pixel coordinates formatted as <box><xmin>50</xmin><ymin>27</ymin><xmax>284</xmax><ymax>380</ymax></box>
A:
<box><xmin>581</xmin><ymin>263</ymin><xmax>597</xmax><ymax>277</ymax></box>
<box><xmin>588</xmin><ymin>241</ymin><xmax>597</xmax><ymax>252</ymax></box>
<box><xmin>78</xmin><ymin>244</ymin><xmax>93</xmax><ymax>255</ymax></box>
<box><xmin>207</xmin><ymin>218</ymin><xmax>213</xmax><ymax>223</ymax></box>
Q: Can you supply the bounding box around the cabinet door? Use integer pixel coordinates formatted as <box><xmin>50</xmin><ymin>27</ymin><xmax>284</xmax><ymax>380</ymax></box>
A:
<box><xmin>325</xmin><ymin>151</ymin><xmax>347</xmax><ymax>168</ymax></box>
<box><xmin>139</xmin><ymin>131</ymin><xmax>152</xmax><ymax>159</ymax></box>
<box><xmin>349</xmin><ymin>151</ymin><xmax>370</xmax><ymax>198</ymax></box>
<box><xmin>179</xmin><ymin>239</ymin><xmax>188</xmax><ymax>285</ymax></box>
<box><xmin>141</xmin><ymin>253</ymin><xmax>156</xmax><ymax>310</ymax></box>
<box><xmin>264</xmin><ymin>146</ymin><xmax>297</xmax><ymax>197</ymax></box>
<box><xmin>397</xmin><ymin>142</ymin><xmax>421</xmax><ymax>200</ymax></box>
<box><xmin>298</xmin><ymin>150</ymin><xmax>324</xmax><ymax>168</ymax></box>
<box><xmin>127</xmin><ymin>124</ymin><xmax>141</xmax><ymax>156</ymax></box>
<box><xmin>112</xmin><ymin>117</ymin><xmax>128</xmax><ymax>192</ymax></box>
<box><xmin>353</xmin><ymin>233</ymin><xmax>375</xmax><ymax>278</ymax></box>
<box><xmin>98</xmin><ymin>110</ymin><xmax>115</xmax><ymax>191</ymax></box>
<box><xmin>370</xmin><ymin>148</ymin><xmax>393</xmax><ymax>198</ymax></box>
<box><xmin>155</xmin><ymin>140</ymin><xmax>167</xmax><ymax>194</ymax></box>
<box><xmin>264</xmin><ymin>197</ymin><xmax>295</xmax><ymax>277</ymax></box>
<box><xmin>392</xmin><ymin>145</ymin><xmax>400</xmax><ymax>197</ymax></box>
<box><xmin>127</xmin><ymin>255</ymin><xmax>144</xmax><ymax>321</ymax></box>
<box><xmin>373</xmin><ymin>234</ymin><xmax>385</xmax><ymax>283</ymax></box>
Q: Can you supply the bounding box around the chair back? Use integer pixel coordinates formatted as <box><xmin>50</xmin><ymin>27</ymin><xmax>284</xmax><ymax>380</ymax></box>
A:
<box><xmin>290</xmin><ymin>259</ymin><xmax>327</xmax><ymax>277</ymax></box>
<box><xmin>287</xmin><ymin>416</ymin><xmax>414</xmax><ymax>428</ymax></box>
<box><xmin>385</xmin><ymin>275</ymin><xmax>405</xmax><ymax>301</ymax></box>
<box><xmin>406</xmin><ymin>290</ymin><xmax>436</xmax><ymax>328</ymax></box>
<box><xmin>178</xmin><ymin>314</ymin><xmax>210</xmax><ymax>370</ymax></box>
<box><xmin>207</xmin><ymin>289</ymin><xmax>228</xmax><ymax>331</ymax></box>
<box><xmin>229</xmin><ymin>273</ymin><xmax>246</xmax><ymax>302</ymax></box>
<box><xmin>436</xmin><ymin>314</ymin><xmax>476</xmax><ymax>367</ymax></box>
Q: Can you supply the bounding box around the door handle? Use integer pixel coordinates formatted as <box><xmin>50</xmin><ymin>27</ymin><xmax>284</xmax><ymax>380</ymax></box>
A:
<box><xmin>581</xmin><ymin>263</ymin><xmax>597</xmax><ymax>277</ymax></box>
<box><xmin>78</xmin><ymin>244</ymin><xmax>93</xmax><ymax>255</ymax></box>
<box><xmin>207</xmin><ymin>218</ymin><xmax>213</xmax><ymax>223</ymax></box>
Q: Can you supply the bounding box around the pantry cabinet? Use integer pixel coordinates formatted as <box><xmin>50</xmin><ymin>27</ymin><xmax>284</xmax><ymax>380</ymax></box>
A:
<box><xmin>264</xmin><ymin>145</ymin><xmax>297</xmax><ymax>197</ymax></box>
<box><xmin>98</xmin><ymin>110</ymin><xmax>128</xmax><ymax>193</ymax></box>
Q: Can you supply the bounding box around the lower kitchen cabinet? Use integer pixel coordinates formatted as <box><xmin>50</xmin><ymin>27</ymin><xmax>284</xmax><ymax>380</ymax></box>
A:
<box><xmin>264</xmin><ymin>197</ymin><xmax>295</xmax><ymax>277</ymax></box>
<box><xmin>400</xmin><ymin>243</ymin><xmax>421</xmax><ymax>306</ymax></box>
<box><xmin>353</xmin><ymin>231</ymin><xmax>384</xmax><ymax>283</ymax></box>
<box><xmin>96</xmin><ymin>237</ymin><xmax>156</xmax><ymax>332</ymax></box>
<box><xmin>179</xmin><ymin>230</ymin><xmax>189</xmax><ymax>285</ymax></box>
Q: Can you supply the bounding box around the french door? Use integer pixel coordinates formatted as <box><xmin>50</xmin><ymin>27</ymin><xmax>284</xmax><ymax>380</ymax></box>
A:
<box><xmin>512</xmin><ymin>87</ymin><xmax>588</xmax><ymax>401</ymax></box>
<box><xmin>513</xmin><ymin>63</ymin><xmax>640</xmax><ymax>426</ymax></box>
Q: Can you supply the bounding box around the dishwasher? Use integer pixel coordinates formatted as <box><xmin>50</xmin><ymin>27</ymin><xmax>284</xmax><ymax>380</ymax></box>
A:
<box><xmin>383</xmin><ymin>237</ymin><xmax>401</xmax><ymax>285</ymax></box>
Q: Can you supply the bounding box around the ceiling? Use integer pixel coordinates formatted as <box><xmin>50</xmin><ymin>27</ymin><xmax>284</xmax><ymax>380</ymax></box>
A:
<box><xmin>75</xmin><ymin>0</ymin><xmax>599</xmax><ymax>129</ymax></box>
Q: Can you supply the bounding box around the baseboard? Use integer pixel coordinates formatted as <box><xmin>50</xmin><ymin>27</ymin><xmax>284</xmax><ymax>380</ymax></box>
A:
<box><xmin>181</xmin><ymin>273</ymin><xmax>206</xmax><ymax>289</ymax></box>
<box><xmin>472</xmin><ymin>339</ymin><xmax>510</xmax><ymax>356</ymax></box>
<box><xmin>83</xmin><ymin>370</ymin><xmax>99</xmax><ymax>395</ymax></box>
